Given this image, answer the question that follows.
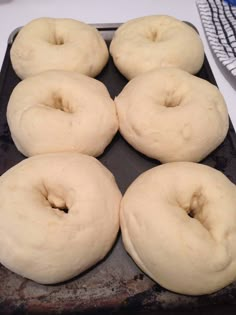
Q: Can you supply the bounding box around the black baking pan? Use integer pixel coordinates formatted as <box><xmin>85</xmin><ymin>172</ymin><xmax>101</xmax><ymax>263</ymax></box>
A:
<box><xmin>0</xmin><ymin>24</ymin><xmax>236</xmax><ymax>315</ymax></box>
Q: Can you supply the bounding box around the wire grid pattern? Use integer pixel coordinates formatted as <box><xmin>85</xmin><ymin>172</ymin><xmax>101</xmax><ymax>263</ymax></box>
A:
<box><xmin>197</xmin><ymin>0</ymin><xmax>236</xmax><ymax>76</ymax></box>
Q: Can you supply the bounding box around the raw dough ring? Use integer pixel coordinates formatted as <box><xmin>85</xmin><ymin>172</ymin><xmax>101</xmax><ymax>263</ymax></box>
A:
<box><xmin>120</xmin><ymin>162</ymin><xmax>236</xmax><ymax>295</ymax></box>
<box><xmin>7</xmin><ymin>70</ymin><xmax>118</xmax><ymax>157</ymax></box>
<box><xmin>10</xmin><ymin>17</ymin><xmax>109</xmax><ymax>79</ymax></box>
<box><xmin>110</xmin><ymin>15</ymin><xmax>204</xmax><ymax>80</ymax></box>
<box><xmin>115</xmin><ymin>68</ymin><xmax>229</xmax><ymax>163</ymax></box>
<box><xmin>0</xmin><ymin>152</ymin><xmax>121</xmax><ymax>284</ymax></box>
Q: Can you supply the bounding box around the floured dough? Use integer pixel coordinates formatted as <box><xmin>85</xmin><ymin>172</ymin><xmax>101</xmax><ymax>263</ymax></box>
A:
<box><xmin>0</xmin><ymin>152</ymin><xmax>121</xmax><ymax>284</ymax></box>
<box><xmin>11</xmin><ymin>17</ymin><xmax>109</xmax><ymax>79</ymax></box>
<box><xmin>7</xmin><ymin>70</ymin><xmax>118</xmax><ymax>157</ymax></box>
<box><xmin>120</xmin><ymin>162</ymin><xmax>236</xmax><ymax>295</ymax></box>
<box><xmin>110</xmin><ymin>15</ymin><xmax>204</xmax><ymax>80</ymax></box>
<box><xmin>115</xmin><ymin>68</ymin><xmax>229</xmax><ymax>163</ymax></box>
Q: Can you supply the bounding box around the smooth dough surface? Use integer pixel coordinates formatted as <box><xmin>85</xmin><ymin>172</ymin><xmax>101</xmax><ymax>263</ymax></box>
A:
<box><xmin>7</xmin><ymin>70</ymin><xmax>118</xmax><ymax>157</ymax></box>
<box><xmin>0</xmin><ymin>152</ymin><xmax>121</xmax><ymax>284</ymax></box>
<box><xmin>10</xmin><ymin>17</ymin><xmax>109</xmax><ymax>79</ymax></box>
<box><xmin>120</xmin><ymin>162</ymin><xmax>236</xmax><ymax>295</ymax></box>
<box><xmin>115</xmin><ymin>68</ymin><xmax>229</xmax><ymax>163</ymax></box>
<box><xmin>110</xmin><ymin>15</ymin><xmax>204</xmax><ymax>80</ymax></box>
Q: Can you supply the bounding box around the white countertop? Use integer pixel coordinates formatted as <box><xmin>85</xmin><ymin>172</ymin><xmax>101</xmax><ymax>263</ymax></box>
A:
<box><xmin>0</xmin><ymin>0</ymin><xmax>235</xmax><ymax>128</ymax></box>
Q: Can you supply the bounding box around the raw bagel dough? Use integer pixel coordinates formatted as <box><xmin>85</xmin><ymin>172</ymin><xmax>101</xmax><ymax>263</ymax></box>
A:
<box><xmin>10</xmin><ymin>17</ymin><xmax>109</xmax><ymax>79</ymax></box>
<box><xmin>110</xmin><ymin>15</ymin><xmax>204</xmax><ymax>80</ymax></box>
<box><xmin>0</xmin><ymin>153</ymin><xmax>121</xmax><ymax>284</ymax></box>
<box><xmin>120</xmin><ymin>162</ymin><xmax>236</xmax><ymax>295</ymax></box>
<box><xmin>7</xmin><ymin>70</ymin><xmax>118</xmax><ymax>157</ymax></box>
<box><xmin>115</xmin><ymin>68</ymin><xmax>229</xmax><ymax>163</ymax></box>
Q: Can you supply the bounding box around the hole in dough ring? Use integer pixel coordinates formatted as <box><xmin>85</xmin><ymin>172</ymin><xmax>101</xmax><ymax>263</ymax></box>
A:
<box><xmin>0</xmin><ymin>153</ymin><xmax>121</xmax><ymax>284</ymax></box>
<box><xmin>10</xmin><ymin>17</ymin><xmax>109</xmax><ymax>79</ymax></box>
<box><xmin>7</xmin><ymin>70</ymin><xmax>118</xmax><ymax>157</ymax></box>
<box><xmin>120</xmin><ymin>162</ymin><xmax>236</xmax><ymax>295</ymax></box>
<box><xmin>115</xmin><ymin>68</ymin><xmax>229</xmax><ymax>163</ymax></box>
<box><xmin>110</xmin><ymin>15</ymin><xmax>204</xmax><ymax>80</ymax></box>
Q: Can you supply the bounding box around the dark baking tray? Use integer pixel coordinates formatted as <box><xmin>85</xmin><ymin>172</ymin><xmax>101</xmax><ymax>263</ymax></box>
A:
<box><xmin>0</xmin><ymin>24</ymin><xmax>236</xmax><ymax>315</ymax></box>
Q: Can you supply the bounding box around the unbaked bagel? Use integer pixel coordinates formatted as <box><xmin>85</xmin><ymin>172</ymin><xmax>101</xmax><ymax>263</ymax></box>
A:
<box><xmin>115</xmin><ymin>68</ymin><xmax>229</xmax><ymax>163</ymax></box>
<box><xmin>7</xmin><ymin>70</ymin><xmax>118</xmax><ymax>157</ymax></box>
<box><xmin>10</xmin><ymin>17</ymin><xmax>109</xmax><ymax>79</ymax></box>
<box><xmin>110</xmin><ymin>15</ymin><xmax>204</xmax><ymax>80</ymax></box>
<box><xmin>0</xmin><ymin>153</ymin><xmax>121</xmax><ymax>284</ymax></box>
<box><xmin>120</xmin><ymin>162</ymin><xmax>236</xmax><ymax>295</ymax></box>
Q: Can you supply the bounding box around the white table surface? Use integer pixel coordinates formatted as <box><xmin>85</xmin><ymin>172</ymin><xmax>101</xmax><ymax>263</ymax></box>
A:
<box><xmin>0</xmin><ymin>0</ymin><xmax>235</xmax><ymax>128</ymax></box>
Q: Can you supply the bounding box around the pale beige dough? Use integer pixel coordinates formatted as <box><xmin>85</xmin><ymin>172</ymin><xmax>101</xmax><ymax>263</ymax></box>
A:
<box><xmin>10</xmin><ymin>17</ymin><xmax>109</xmax><ymax>79</ymax></box>
<box><xmin>110</xmin><ymin>15</ymin><xmax>204</xmax><ymax>80</ymax></box>
<box><xmin>7</xmin><ymin>70</ymin><xmax>118</xmax><ymax>157</ymax></box>
<box><xmin>0</xmin><ymin>152</ymin><xmax>121</xmax><ymax>284</ymax></box>
<box><xmin>115</xmin><ymin>68</ymin><xmax>229</xmax><ymax>163</ymax></box>
<box><xmin>120</xmin><ymin>162</ymin><xmax>236</xmax><ymax>295</ymax></box>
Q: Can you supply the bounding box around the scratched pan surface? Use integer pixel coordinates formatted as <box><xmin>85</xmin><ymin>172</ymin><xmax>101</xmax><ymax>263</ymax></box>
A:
<box><xmin>0</xmin><ymin>24</ymin><xmax>236</xmax><ymax>315</ymax></box>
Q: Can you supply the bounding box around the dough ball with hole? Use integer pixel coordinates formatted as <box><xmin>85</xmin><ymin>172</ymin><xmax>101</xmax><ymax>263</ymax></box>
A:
<box><xmin>115</xmin><ymin>68</ymin><xmax>229</xmax><ymax>163</ymax></box>
<box><xmin>120</xmin><ymin>162</ymin><xmax>236</xmax><ymax>295</ymax></box>
<box><xmin>7</xmin><ymin>70</ymin><xmax>118</xmax><ymax>157</ymax></box>
<box><xmin>0</xmin><ymin>152</ymin><xmax>121</xmax><ymax>284</ymax></box>
<box><xmin>10</xmin><ymin>17</ymin><xmax>109</xmax><ymax>79</ymax></box>
<box><xmin>110</xmin><ymin>15</ymin><xmax>204</xmax><ymax>80</ymax></box>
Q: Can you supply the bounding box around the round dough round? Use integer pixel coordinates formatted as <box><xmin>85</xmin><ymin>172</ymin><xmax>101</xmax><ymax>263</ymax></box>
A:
<box><xmin>7</xmin><ymin>70</ymin><xmax>118</xmax><ymax>157</ymax></box>
<box><xmin>115</xmin><ymin>68</ymin><xmax>229</xmax><ymax>163</ymax></box>
<box><xmin>110</xmin><ymin>15</ymin><xmax>204</xmax><ymax>80</ymax></box>
<box><xmin>120</xmin><ymin>162</ymin><xmax>236</xmax><ymax>295</ymax></box>
<box><xmin>10</xmin><ymin>17</ymin><xmax>109</xmax><ymax>79</ymax></box>
<box><xmin>0</xmin><ymin>152</ymin><xmax>121</xmax><ymax>284</ymax></box>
